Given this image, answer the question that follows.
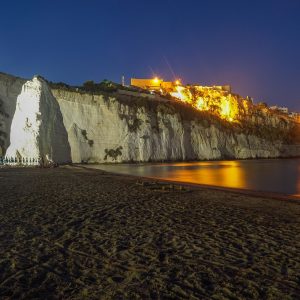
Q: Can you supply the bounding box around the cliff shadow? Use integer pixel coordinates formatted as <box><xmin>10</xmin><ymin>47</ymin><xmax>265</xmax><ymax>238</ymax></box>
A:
<box><xmin>182</xmin><ymin>121</ymin><xmax>197</xmax><ymax>160</ymax></box>
<box><xmin>39</xmin><ymin>82</ymin><xmax>72</xmax><ymax>164</ymax></box>
<box><xmin>0</xmin><ymin>74</ymin><xmax>26</xmax><ymax>155</ymax></box>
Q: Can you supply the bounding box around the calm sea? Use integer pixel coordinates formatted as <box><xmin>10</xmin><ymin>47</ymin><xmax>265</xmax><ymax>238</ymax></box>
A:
<box><xmin>87</xmin><ymin>159</ymin><xmax>300</xmax><ymax>197</ymax></box>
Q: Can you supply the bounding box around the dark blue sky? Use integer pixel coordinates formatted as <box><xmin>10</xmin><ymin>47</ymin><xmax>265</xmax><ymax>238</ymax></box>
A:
<box><xmin>1</xmin><ymin>0</ymin><xmax>299</xmax><ymax>110</ymax></box>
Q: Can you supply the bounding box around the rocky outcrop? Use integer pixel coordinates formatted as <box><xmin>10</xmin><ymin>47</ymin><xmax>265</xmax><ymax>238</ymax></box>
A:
<box><xmin>5</xmin><ymin>76</ymin><xmax>71</xmax><ymax>164</ymax></box>
<box><xmin>1</xmin><ymin>72</ymin><xmax>299</xmax><ymax>163</ymax></box>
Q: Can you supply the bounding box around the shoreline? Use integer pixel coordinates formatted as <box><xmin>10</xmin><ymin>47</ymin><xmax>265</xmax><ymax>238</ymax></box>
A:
<box><xmin>1</xmin><ymin>161</ymin><xmax>299</xmax><ymax>201</ymax></box>
<box><xmin>78</xmin><ymin>164</ymin><xmax>300</xmax><ymax>203</ymax></box>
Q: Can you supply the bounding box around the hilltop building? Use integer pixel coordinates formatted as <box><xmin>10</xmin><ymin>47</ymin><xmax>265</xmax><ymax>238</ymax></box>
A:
<box><xmin>130</xmin><ymin>78</ymin><xmax>179</xmax><ymax>93</ymax></box>
<box><xmin>211</xmin><ymin>85</ymin><xmax>232</xmax><ymax>93</ymax></box>
<box><xmin>270</xmin><ymin>105</ymin><xmax>289</xmax><ymax>114</ymax></box>
<box><xmin>270</xmin><ymin>105</ymin><xmax>300</xmax><ymax>122</ymax></box>
<box><xmin>289</xmin><ymin>111</ymin><xmax>300</xmax><ymax>122</ymax></box>
<box><xmin>130</xmin><ymin>78</ymin><xmax>232</xmax><ymax>94</ymax></box>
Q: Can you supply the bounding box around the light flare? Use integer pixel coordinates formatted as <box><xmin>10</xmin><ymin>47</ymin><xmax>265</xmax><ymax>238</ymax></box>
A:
<box><xmin>152</xmin><ymin>77</ymin><xmax>160</xmax><ymax>84</ymax></box>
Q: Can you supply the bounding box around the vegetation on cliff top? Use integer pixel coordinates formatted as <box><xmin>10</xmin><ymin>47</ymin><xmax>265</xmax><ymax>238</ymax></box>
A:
<box><xmin>49</xmin><ymin>79</ymin><xmax>141</xmax><ymax>95</ymax></box>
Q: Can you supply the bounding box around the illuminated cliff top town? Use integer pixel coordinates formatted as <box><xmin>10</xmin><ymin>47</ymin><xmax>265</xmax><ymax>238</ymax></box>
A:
<box><xmin>130</xmin><ymin>77</ymin><xmax>300</xmax><ymax>123</ymax></box>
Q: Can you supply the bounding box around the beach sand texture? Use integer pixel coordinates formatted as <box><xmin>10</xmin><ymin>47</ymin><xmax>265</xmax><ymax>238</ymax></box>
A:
<box><xmin>0</xmin><ymin>166</ymin><xmax>299</xmax><ymax>299</ymax></box>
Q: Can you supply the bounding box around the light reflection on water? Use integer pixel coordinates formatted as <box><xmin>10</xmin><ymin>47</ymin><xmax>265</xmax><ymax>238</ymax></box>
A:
<box><xmin>89</xmin><ymin>159</ymin><xmax>300</xmax><ymax>197</ymax></box>
<box><xmin>297</xmin><ymin>163</ymin><xmax>300</xmax><ymax>197</ymax></box>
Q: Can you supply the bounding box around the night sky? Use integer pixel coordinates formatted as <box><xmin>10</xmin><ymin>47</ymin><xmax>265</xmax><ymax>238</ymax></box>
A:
<box><xmin>1</xmin><ymin>0</ymin><xmax>299</xmax><ymax>110</ymax></box>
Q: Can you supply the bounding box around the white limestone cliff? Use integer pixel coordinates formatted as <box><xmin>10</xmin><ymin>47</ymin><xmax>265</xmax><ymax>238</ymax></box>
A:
<box><xmin>0</xmin><ymin>72</ymin><xmax>299</xmax><ymax>164</ymax></box>
<box><xmin>52</xmin><ymin>89</ymin><xmax>300</xmax><ymax>163</ymax></box>
<box><xmin>5</xmin><ymin>76</ymin><xmax>71</xmax><ymax>164</ymax></box>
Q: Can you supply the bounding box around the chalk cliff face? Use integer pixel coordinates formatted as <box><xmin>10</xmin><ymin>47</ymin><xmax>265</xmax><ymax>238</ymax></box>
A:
<box><xmin>1</xmin><ymin>73</ymin><xmax>299</xmax><ymax>163</ymax></box>
<box><xmin>52</xmin><ymin>89</ymin><xmax>300</xmax><ymax>163</ymax></box>
<box><xmin>5</xmin><ymin>76</ymin><xmax>71</xmax><ymax>163</ymax></box>
<box><xmin>0</xmin><ymin>73</ymin><xmax>25</xmax><ymax>155</ymax></box>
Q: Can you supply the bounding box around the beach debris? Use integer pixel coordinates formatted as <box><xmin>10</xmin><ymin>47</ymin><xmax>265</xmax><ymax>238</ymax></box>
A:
<box><xmin>135</xmin><ymin>180</ymin><xmax>190</xmax><ymax>192</ymax></box>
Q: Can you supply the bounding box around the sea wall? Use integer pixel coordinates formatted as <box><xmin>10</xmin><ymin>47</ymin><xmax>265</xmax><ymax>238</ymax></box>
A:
<box><xmin>1</xmin><ymin>74</ymin><xmax>299</xmax><ymax>163</ymax></box>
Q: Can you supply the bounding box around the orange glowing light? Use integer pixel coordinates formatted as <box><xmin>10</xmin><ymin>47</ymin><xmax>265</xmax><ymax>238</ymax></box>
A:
<box><xmin>170</xmin><ymin>85</ymin><xmax>240</xmax><ymax>122</ymax></box>
<box><xmin>175</xmin><ymin>79</ymin><xmax>181</xmax><ymax>85</ymax></box>
<box><xmin>153</xmin><ymin>77</ymin><xmax>160</xmax><ymax>84</ymax></box>
<box><xmin>170</xmin><ymin>86</ymin><xmax>192</xmax><ymax>103</ymax></box>
<box><xmin>160</xmin><ymin>161</ymin><xmax>247</xmax><ymax>189</ymax></box>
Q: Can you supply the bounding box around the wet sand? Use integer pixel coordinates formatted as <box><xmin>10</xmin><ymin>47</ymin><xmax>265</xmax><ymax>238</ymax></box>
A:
<box><xmin>0</xmin><ymin>166</ymin><xmax>299</xmax><ymax>299</ymax></box>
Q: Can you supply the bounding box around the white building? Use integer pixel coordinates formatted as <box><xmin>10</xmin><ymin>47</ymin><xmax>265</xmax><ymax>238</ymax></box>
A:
<box><xmin>270</xmin><ymin>105</ymin><xmax>289</xmax><ymax>114</ymax></box>
<box><xmin>289</xmin><ymin>111</ymin><xmax>300</xmax><ymax>120</ymax></box>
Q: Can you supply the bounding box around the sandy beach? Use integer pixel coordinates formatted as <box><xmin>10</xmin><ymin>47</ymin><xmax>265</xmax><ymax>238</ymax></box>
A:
<box><xmin>0</xmin><ymin>166</ymin><xmax>299</xmax><ymax>299</ymax></box>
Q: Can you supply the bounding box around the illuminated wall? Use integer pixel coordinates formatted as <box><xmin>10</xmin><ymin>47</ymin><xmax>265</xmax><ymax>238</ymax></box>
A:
<box><xmin>131</xmin><ymin>78</ymin><xmax>176</xmax><ymax>92</ymax></box>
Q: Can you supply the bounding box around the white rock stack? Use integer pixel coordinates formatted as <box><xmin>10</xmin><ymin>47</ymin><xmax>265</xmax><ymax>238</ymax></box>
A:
<box><xmin>5</xmin><ymin>76</ymin><xmax>71</xmax><ymax>164</ymax></box>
